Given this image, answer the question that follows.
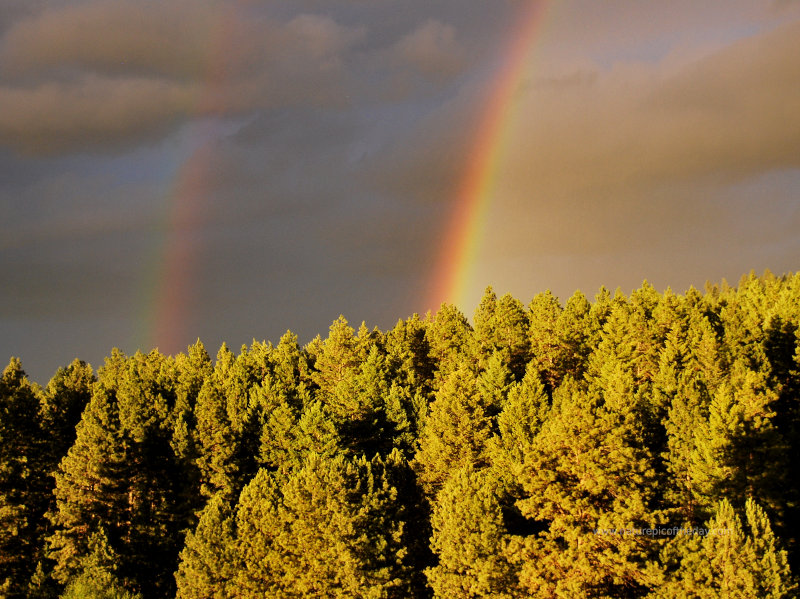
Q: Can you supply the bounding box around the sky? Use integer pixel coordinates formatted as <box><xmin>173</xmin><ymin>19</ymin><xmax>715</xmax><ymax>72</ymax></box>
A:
<box><xmin>1</xmin><ymin>0</ymin><xmax>799</xmax><ymax>383</ymax></box>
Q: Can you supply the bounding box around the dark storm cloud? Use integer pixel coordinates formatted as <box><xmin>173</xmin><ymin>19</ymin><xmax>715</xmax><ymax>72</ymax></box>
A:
<box><xmin>0</xmin><ymin>1</ymin><xmax>370</xmax><ymax>153</ymax></box>
<box><xmin>2</xmin><ymin>0</ymin><xmax>800</xmax><ymax>383</ymax></box>
<box><xmin>0</xmin><ymin>0</ymin><xmax>479</xmax><ymax>155</ymax></box>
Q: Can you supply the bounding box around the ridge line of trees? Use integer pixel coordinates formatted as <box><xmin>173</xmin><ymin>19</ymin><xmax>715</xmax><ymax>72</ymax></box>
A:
<box><xmin>1</xmin><ymin>269</ymin><xmax>798</xmax><ymax>597</ymax></box>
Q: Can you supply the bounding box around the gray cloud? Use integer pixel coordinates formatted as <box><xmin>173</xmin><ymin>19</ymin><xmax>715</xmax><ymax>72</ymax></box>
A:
<box><xmin>0</xmin><ymin>76</ymin><xmax>197</xmax><ymax>153</ymax></box>
<box><xmin>391</xmin><ymin>19</ymin><xmax>464</xmax><ymax>79</ymax></box>
<box><xmin>498</xmin><ymin>19</ymin><xmax>800</xmax><ymax>214</ymax></box>
<box><xmin>0</xmin><ymin>1</ymin><xmax>366</xmax><ymax>153</ymax></box>
<box><xmin>2</xmin><ymin>0</ymin><xmax>799</xmax><ymax>383</ymax></box>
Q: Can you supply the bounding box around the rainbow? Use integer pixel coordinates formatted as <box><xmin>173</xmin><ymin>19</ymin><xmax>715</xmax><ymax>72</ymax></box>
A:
<box><xmin>139</xmin><ymin>3</ymin><xmax>244</xmax><ymax>355</ymax></box>
<box><xmin>427</xmin><ymin>1</ymin><xmax>550</xmax><ymax>313</ymax></box>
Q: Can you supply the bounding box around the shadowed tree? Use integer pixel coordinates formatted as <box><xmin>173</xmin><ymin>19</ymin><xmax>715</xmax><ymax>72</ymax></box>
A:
<box><xmin>657</xmin><ymin>498</ymin><xmax>795</xmax><ymax>598</ymax></box>
<box><xmin>427</xmin><ymin>465</ymin><xmax>518</xmax><ymax>598</ymax></box>
<box><xmin>0</xmin><ymin>358</ymin><xmax>48</xmax><ymax>598</ymax></box>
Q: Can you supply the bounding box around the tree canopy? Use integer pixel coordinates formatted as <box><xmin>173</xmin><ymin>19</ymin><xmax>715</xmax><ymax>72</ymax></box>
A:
<box><xmin>1</xmin><ymin>269</ymin><xmax>799</xmax><ymax>598</ymax></box>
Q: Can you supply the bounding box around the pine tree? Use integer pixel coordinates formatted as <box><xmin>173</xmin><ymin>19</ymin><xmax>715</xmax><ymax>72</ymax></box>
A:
<box><xmin>473</xmin><ymin>292</ymin><xmax>531</xmax><ymax>379</ymax></box>
<box><xmin>174</xmin><ymin>494</ymin><xmax>238</xmax><ymax>599</ymax></box>
<box><xmin>473</xmin><ymin>286</ymin><xmax>498</xmax><ymax>359</ymax></box>
<box><xmin>336</xmin><ymin>345</ymin><xmax>395</xmax><ymax>455</ymax></box>
<box><xmin>426</xmin><ymin>304</ymin><xmax>476</xmax><ymax>385</ymax></box>
<box><xmin>40</xmin><ymin>359</ymin><xmax>95</xmax><ymax>464</ymax></box>
<box><xmin>414</xmin><ymin>367</ymin><xmax>491</xmax><ymax>495</ymax></box>
<box><xmin>60</xmin><ymin>530</ymin><xmax>142</xmax><ymax>599</ymax></box>
<box><xmin>527</xmin><ymin>290</ymin><xmax>564</xmax><ymax>391</ymax></box>
<box><xmin>47</xmin><ymin>385</ymin><xmax>131</xmax><ymax>589</ymax></box>
<box><xmin>29</xmin><ymin>359</ymin><xmax>96</xmax><ymax>596</ymax></box>
<box><xmin>556</xmin><ymin>290</ymin><xmax>593</xmax><ymax>382</ymax></box>
<box><xmin>514</xmin><ymin>373</ymin><xmax>663</xmax><ymax>596</ymax></box>
<box><xmin>657</xmin><ymin>498</ymin><xmax>795</xmax><ymax>598</ymax></box>
<box><xmin>311</xmin><ymin>316</ymin><xmax>360</xmax><ymax>414</ymax></box>
<box><xmin>259</xmin><ymin>399</ymin><xmax>340</xmax><ymax>479</ymax></box>
<box><xmin>476</xmin><ymin>350</ymin><xmax>513</xmax><ymax>418</ymax></box>
<box><xmin>194</xmin><ymin>344</ymin><xmax>260</xmax><ymax>502</ymax></box>
<box><xmin>493</xmin><ymin>293</ymin><xmax>531</xmax><ymax>375</ymax></box>
<box><xmin>0</xmin><ymin>358</ymin><xmax>48</xmax><ymax>598</ymax></box>
<box><xmin>385</xmin><ymin>314</ymin><xmax>434</xmax><ymax>393</ymax></box>
<box><xmin>114</xmin><ymin>350</ymin><xmax>186</xmax><ymax>597</ymax></box>
<box><xmin>689</xmin><ymin>361</ymin><xmax>784</xmax><ymax>516</ymax></box>
<box><xmin>234</xmin><ymin>454</ymin><xmax>411</xmax><ymax>597</ymax></box>
<box><xmin>488</xmin><ymin>363</ymin><xmax>549</xmax><ymax>488</ymax></box>
<box><xmin>49</xmin><ymin>351</ymin><xmax>189</xmax><ymax>598</ymax></box>
<box><xmin>426</xmin><ymin>466</ymin><xmax>517</xmax><ymax>598</ymax></box>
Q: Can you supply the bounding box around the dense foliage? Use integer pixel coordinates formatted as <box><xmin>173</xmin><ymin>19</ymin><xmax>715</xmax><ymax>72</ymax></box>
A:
<box><xmin>2</xmin><ymin>270</ymin><xmax>799</xmax><ymax>597</ymax></box>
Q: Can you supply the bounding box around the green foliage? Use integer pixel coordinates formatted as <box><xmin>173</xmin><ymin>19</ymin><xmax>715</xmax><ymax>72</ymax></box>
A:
<box><xmin>174</xmin><ymin>494</ymin><xmax>238</xmax><ymax>599</ymax></box>
<box><xmin>0</xmin><ymin>358</ymin><xmax>48</xmax><ymax>598</ymax></box>
<box><xmin>427</xmin><ymin>466</ymin><xmax>518</xmax><ymax>598</ymax></box>
<box><xmin>527</xmin><ymin>290</ymin><xmax>564</xmax><ymax>390</ymax></box>
<box><xmin>60</xmin><ymin>530</ymin><xmax>141</xmax><ymax>599</ymax></box>
<box><xmin>514</xmin><ymin>377</ymin><xmax>663</xmax><ymax>596</ymax></box>
<box><xmin>426</xmin><ymin>304</ymin><xmax>476</xmax><ymax>383</ymax></box>
<box><xmin>489</xmin><ymin>362</ymin><xmax>549</xmax><ymax>486</ymax></box>
<box><xmin>414</xmin><ymin>367</ymin><xmax>491</xmax><ymax>494</ymax></box>
<box><xmin>233</xmin><ymin>454</ymin><xmax>412</xmax><ymax>597</ymax></box>
<box><xmin>4</xmin><ymin>268</ymin><xmax>800</xmax><ymax>597</ymax></box>
<box><xmin>48</xmin><ymin>351</ymin><xmax>193</xmax><ymax>598</ymax></box>
<box><xmin>40</xmin><ymin>359</ymin><xmax>95</xmax><ymax>461</ymax></box>
<box><xmin>475</xmin><ymin>288</ymin><xmax>530</xmax><ymax>378</ymax></box>
<box><xmin>657</xmin><ymin>499</ymin><xmax>795</xmax><ymax>598</ymax></box>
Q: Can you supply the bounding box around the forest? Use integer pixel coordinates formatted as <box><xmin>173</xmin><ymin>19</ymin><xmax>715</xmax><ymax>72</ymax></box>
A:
<box><xmin>1</xmin><ymin>270</ymin><xmax>799</xmax><ymax>598</ymax></box>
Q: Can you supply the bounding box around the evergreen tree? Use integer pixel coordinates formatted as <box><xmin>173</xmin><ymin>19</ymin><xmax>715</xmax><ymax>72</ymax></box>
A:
<box><xmin>174</xmin><ymin>494</ymin><xmax>238</xmax><ymax>599</ymax></box>
<box><xmin>0</xmin><ymin>358</ymin><xmax>47</xmax><ymax>598</ymax></box>
<box><xmin>335</xmin><ymin>345</ymin><xmax>395</xmax><ymax>455</ymax></box>
<box><xmin>514</xmin><ymin>374</ymin><xmax>662</xmax><ymax>596</ymax></box>
<box><xmin>488</xmin><ymin>363</ymin><xmax>549</xmax><ymax>488</ymax></box>
<box><xmin>311</xmin><ymin>316</ymin><xmax>360</xmax><ymax>413</ymax></box>
<box><xmin>385</xmin><ymin>315</ymin><xmax>434</xmax><ymax>393</ymax></box>
<box><xmin>414</xmin><ymin>367</ymin><xmax>491</xmax><ymax>495</ymax></box>
<box><xmin>194</xmin><ymin>344</ymin><xmax>260</xmax><ymax>502</ymax></box>
<box><xmin>493</xmin><ymin>293</ymin><xmax>531</xmax><ymax>378</ymax></box>
<box><xmin>657</xmin><ymin>498</ymin><xmax>795</xmax><ymax>598</ymax></box>
<box><xmin>59</xmin><ymin>530</ymin><xmax>141</xmax><ymax>599</ymax></box>
<box><xmin>234</xmin><ymin>454</ymin><xmax>411</xmax><ymax>597</ymax></box>
<box><xmin>475</xmin><ymin>290</ymin><xmax>529</xmax><ymax>379</ymax></box>
<box><xmin>527</xmin><ymin>290</ymin><xmax>564</xmax><ymax>391</ymax></box>
<box><xmin>473</xmin><ymin>286</ymin><xmax>498</xmax><ymax>359</ymax></box>
<box><xmin>555</xmin><ymin>290</ymin><xmax>593</xmax><ymax>382</ymax></box>
<box><xmin>49</xmin><ymin>351</ymin><xmax>189</xmax><ymax>597</ymax></box>
<box><xmin>31</xmin><ymin>359</ymin><xmax>96</xmax><ymax>596</ymax></box>
<box><xmin>47</xmin><ymin>385</ymin><xmax>131</xmax><ymax>589</ymax></box>
<box><xmin>425</xmin><ymin>304</ymin><xmax>476</xmax><ymax>385</ymax></box>
<box><xmin>476</xmin><ymin>350</ymin><xmax>513</xmax><ymax>418</ymax></box>
<box><xmin>114</xmin><ymin>350</ymin><xmax>186</xmax><ymax>597</ymax></box>
<box><xmin>259</xmin><ymin>399</ymin><xmax>340</xmax><ymax>479</ymax></box>
<box><xmin>426</xmin><ymin>466</ymin><xmax>517</xmax><ymax>598</ymax></box>
<box><xmin>689</xmin><ymin>361</ymin><xmax>784</xmax><ymax>516</ymax></box>
<box><xmin>40</xmin><ymin>359</ymin><xmax>95</xmax><ymax>465</ymax></box>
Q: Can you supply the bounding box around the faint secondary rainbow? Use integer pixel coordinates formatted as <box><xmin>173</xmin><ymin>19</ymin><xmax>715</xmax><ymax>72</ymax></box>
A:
<box><xmin>138</xmin><ymin>4</ymin><xmax>245</xmax><ymax>355</ymax></box>
<box><xmin>427</xmin><ymin>1</ymin><xmax>551</xmax><ymax>313</ymax></box>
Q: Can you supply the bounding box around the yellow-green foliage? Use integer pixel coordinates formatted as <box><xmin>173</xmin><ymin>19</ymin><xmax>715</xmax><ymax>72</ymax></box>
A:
<box><xmin>2</xmin><ymin>270</ymin><xmax>800</xmax><ymax>598</ymax></box>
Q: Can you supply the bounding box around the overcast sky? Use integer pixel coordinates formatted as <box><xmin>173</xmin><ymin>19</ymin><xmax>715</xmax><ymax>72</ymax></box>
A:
<box><xmin>2</xmin><ymin>0</ymin><xmax>799</xmax><ymax>383</ymax></box>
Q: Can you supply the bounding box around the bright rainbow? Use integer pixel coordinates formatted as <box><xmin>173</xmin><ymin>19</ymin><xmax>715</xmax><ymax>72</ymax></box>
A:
<box><xmin>427</xmin><ymin>2</ymin><xmax>550</xmax><ymax>313</ymax></box>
